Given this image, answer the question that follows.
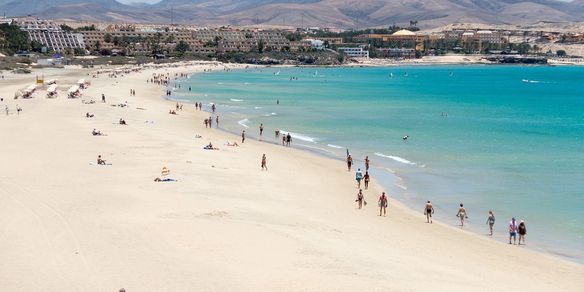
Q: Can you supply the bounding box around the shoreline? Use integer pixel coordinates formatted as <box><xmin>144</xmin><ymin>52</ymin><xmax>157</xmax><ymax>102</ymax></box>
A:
<box><xmin>170</xmin><ymin>66</ymin><xmax>584</xmax><ymax>264</ymax></box>
<box><xmin>1</xmin><ymin>62</ymin><xmax>582</xmax><ymax>291</ymax></box>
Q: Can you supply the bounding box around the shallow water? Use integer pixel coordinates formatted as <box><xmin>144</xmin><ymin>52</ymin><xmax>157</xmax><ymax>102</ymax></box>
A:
<box><xmin>174</xmin><ymin>65</ymin><xmax>584</xmax><ymax>262</ymax></box>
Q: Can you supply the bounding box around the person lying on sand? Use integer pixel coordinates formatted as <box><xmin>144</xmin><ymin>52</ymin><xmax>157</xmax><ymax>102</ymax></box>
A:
<box><xmin>169</xmin><ymin>110</ymin><xmax>177</xmax><ymax>115</ymax></box>
<box><xmin>92</xmin><ymin>129</ymin><xmax>104</xmax><ymax>136</ymax></box>
<box><xmin>195</xmin><ymin>134</ymin><xmax>202</xmax><ymax>138</ymax></box>
<box><xmin>119</xmin><ymin>118</ymin><xmax>127</xmax><ymax>125</ymax></box>
<box><xmin>154</xmin><ymin>177</ymin><xmax>177</xmax><ymax>182</ymax></box>
<box><xmin>86</xmin><ymin>112</ymin><xmax>94</xmax><ymax>118</ymax></box>
<box><xmin>226</xmin><ymin>141</ymin><xmax>239</xmax><ymax>147</ymax></box>
<box><xmin>203</xmin><ymin>142</ymin><xmax>219</xmax><ymax>150</ymax></box>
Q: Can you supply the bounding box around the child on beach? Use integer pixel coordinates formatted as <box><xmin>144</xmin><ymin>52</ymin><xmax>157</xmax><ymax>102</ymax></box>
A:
<box><xmin>378</xmin><ymin>192</ymin><xmax>388</xmax><ymax>216</ymax></box>
<box><xmin>425</xmin><ymin>201</ymin><xmax>434</xmax><ymax>223</ymax></box>
<box><xmin>486</xmin><ymin>211</ymin><xmax>496</xmax><ymax>236</ymax></box>
<box><xmin>456</xmin><ymin>203</ymin><xmax>468</xmax><ymax>227</ymax></box>
<box><xmin>97</xmin><ymin>155</ymin><xmax>106</xmax><ymax>165</ymax></box>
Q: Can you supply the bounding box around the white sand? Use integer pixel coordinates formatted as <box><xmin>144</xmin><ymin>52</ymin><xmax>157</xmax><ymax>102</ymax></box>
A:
<box><xmin>0</xmin><ymin>63</ymin><xmax>582</xmax><ymax>292</ymax></box>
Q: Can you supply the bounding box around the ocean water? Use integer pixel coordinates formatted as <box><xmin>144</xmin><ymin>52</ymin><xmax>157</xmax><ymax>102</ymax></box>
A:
<box><xmin>172</xmin><ymin>65</ymin><xmax>584</xmax><ymax>262</ymax></box>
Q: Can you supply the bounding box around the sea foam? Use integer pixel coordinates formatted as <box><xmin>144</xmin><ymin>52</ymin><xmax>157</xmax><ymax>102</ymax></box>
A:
<box><xmin>374</xmin><ymin>153</ymin><xmax>416</xmax><ymax>165</ymax></box>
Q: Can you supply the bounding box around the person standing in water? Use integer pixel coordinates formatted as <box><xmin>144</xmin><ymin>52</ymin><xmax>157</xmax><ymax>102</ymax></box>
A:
<box><xmin>241</xmin><ymin>130</ymin><xmax>245</xmax><ymax>143</ymax></box>
<box><xmin>425</xmin><ymin>201</ymin><xmax>434</xmax><ymax>223</ymax></box>
<box><xmin>215</xmin><ymin>115</ymin><xmax>219</xmax><ymax>128</ymax></box>
<box><xmin>346</xmin><ymin>154</ymin><xmax>353</xmax><ymax>171</ymax></box>
<box><xmin>355</xmin><ymin>189</ymin><xmax>365</xmax><ymax>209</ymax></box>
<box><xmin>486</xmin><ymin>211</ymin><xmax>496</xmax><ymax>236</ymax></box>
<box><xmin>261</xmin><ymin>154</ymin><xmax>268</xmax><ymax>171</ymax></box>
<box><xmin>364</xmin><ymin>156</ymin><xmax>370</xmax><ymax>171</ymax></box>
<box><xmin>378</xmin><ymin>192</ymin><xmax>388</xmax><ymax>216</ymax></box>
<box><xmin>363</xmin><ymin>171</ymin><xmax>370</xmax><ymax>190</ymax></box>
<box><xmin>355</xmin><ymin>168</ymin><xmax>363</xmax><ymax>188</ymax></box>
<box><xmin>518</xmin><ymin>220</ymin><xmax>527</xmax><ymax>245</ymax></box>
<box><xmin>456</xmin><ymin>203</ymin><xmax>468</xmax><ymax>227</ymax></box>
<box><xmin>509</xmin><ymin>217</ymin><xmax>518</xmax><ymax>245</ymax></box>
<box><xmin>259</xmin><ymin>123</ymin><xmax>264</xmax><ymax>137</ymax></box>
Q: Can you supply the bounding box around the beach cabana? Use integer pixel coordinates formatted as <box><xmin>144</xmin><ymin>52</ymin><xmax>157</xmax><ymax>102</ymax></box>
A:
<box><xmin>68</xmin><ymin>85</ymin><xmax>80</xmax><ymax>98</ymax></box>
<box><xmin>46</xmin><ymin>84</ymin><xmax>58</xmax><ymax>98</ymax></box>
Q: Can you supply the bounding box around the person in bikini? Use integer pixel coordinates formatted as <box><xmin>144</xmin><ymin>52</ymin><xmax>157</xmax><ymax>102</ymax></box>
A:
<box><xmin>456</xmin><ymin>203</ymin><xmax>468</xmax><ymax>228</ymax></box>
<box><xmin>261</xmin><ymin>154</ymin><xmax>268</xmax><ymax>171</ymax></box>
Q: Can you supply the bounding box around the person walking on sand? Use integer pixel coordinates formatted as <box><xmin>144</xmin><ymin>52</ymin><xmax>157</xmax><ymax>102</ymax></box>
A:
<box><xmin>204</xmin><ymin>119</ymin><xmax>208</xmax><ymax>128</ymax></box>
<box><xmin>456</xmin><ymin>203</ymin><xmax>468</xmax><ymax>227</ymax></box>
<box><xmin>355</xmin><ymin>189</ymin><xmax>365</xmax><ymax>209</ymax></box>
<box><xmin>346</xmin><ymin>154</ymin><xmax>353</xmax><ymax>171</ymax></box>
<box><xmin>509</xmin><ymin>217</ymin><xmax>519</xmax><ymax>245</ymax></box>
<box><xmin>363</xmin><ymin>171</ymin><xmax>370</xmax><ymax>190</ymax></box>
<box><xmin>355</xmin><ymin>168</ymin><xmax>363</xmax><ymax>188</ymax></box>
<box><xmin>365</xmin><ymin>156</ymin><xmax>370</xmax><ymax>171</ymax></box>
<box><xmin>101</xmin><ymin>94</ymin><xmax>106</xmax><ymax>103</ymax></box>
<box><xmin>378</xmin><ymin>192</ymin><xmax>388</xmax><ymax>216</ymax></box>
<box><xmin>486</xmin><ymin>210</ymin><xmax>496</xmax><ymax>236</ymax></box>
<box><xmin>518</xmin><ymin>220</ymin><xmax>527</xmax><ymax>245</ymax></box>
<box><xmin>208</xmin><ymin>117</ymin><xmax>213</xmax><ymax>128</ymax></box>
<box><xmin>282</xmin><ymin>135</ymin><xmax>285</xmax><ymax>146</ymax></box>
<box><xmin>261</xmin><ymin>154</ymin><xmax>268</xmax><ymax>171</ymax></box>
<box><xmin>4</xmin><ymin>105</ymin><xmax>8</xmax><ymax>116</ymax></box>
<box><xmin>259</xmin><ymin>123</ymin><xmax>264</xmax><ymax>137</ymax></box>
<box><xmin>241</xmin><ymin>130</ymin><xmax>246</xmax><ymax>143</ymax></box>
<box><xmin>425</xmin><ymin>201</ymin><xmax>434</xmax><ymax>223</ymax></box>
<box><xmin>286</xmin><ymin>133</ymin><xmax>291</xmax><ymax>146</ymax></box>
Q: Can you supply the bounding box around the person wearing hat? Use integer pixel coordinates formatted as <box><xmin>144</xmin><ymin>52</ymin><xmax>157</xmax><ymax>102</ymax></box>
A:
<box><xmin>509</xmin><ymin>217</ymin><xmax>519</xmax><ymax>245</ymax></box>
<box><xmin>518</xmin><ymin>219</ymin><xmax>527</xmax><ymax>245</ymax></box>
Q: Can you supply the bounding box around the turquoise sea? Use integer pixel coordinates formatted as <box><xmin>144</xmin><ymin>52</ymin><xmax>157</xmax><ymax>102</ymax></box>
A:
<box><xmin>172</xmin><ymin>65</ymin><xmax>584</xmax><ymax>262</ymax></box>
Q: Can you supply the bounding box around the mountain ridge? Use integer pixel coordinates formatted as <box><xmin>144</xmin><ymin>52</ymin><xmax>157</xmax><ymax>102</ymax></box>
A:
<box><xmin>1</xmin><ymin>0</ymin><xmax>583</xmax><ymax>28</ymax></box>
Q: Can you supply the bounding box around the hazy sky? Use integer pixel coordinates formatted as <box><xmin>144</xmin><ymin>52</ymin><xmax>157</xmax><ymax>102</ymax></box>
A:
<box><xmin>117</xmin><ymin>0</ymin><xmax>160</xmax><ymax>3</ymax></box>
<box><xmin>116</xmin><ymin>0</ymin><xmax>572</xmax><ymax>3</ymax></box>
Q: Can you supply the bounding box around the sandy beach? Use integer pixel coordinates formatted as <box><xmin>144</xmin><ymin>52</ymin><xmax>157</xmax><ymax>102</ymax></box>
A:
<box><xmin>1</xmin><ymin>62</ymin><xmax>583</xmax><ymax>291</ymax></box>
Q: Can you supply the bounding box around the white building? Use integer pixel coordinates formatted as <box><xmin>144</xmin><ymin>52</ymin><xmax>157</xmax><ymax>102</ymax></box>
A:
<box><xmin>17</xmin><ymin>18</ymin><xmax>85</xmax><ymax>52</ymax></box>
<box><xmin>338</xmin><ymin>46</ymin><xmax>369</xmax><ymax>58</ymax></box>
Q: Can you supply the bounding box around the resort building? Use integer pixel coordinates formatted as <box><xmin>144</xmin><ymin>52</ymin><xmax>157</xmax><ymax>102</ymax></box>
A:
<box><xmin>338</xmin><ymin>46</ymin><xmax>369</xmax><ymax>58</ymax></box>
<box><xmin>16</xmin><ymin>18</ymin><xmax>84</xmax><ymax>52</ymax></box>
<box><xmin>193</xmin><ymin>29</ymin><xmax>292</xmax><ymax>53</ymax></box>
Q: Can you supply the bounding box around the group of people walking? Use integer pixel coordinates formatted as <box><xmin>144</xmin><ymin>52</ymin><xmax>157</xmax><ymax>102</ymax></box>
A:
<box><xmin>350</xmin><ymin>154</ymin><xmax>528</xmax><ymax>244</ymax></box>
